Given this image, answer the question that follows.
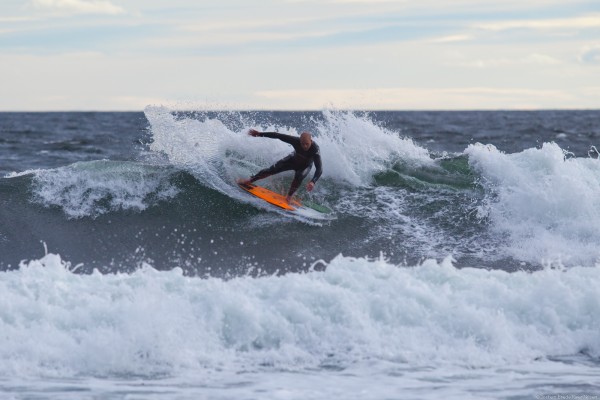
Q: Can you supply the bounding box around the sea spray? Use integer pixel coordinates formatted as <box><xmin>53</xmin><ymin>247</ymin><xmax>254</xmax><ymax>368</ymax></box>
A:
<box><xmin>311</xmin><ymin>110</ymin><xmax>433</xmax><ymax>185</ymax></box>
<box><xmin>144</xmin><ymin>106</ymin><xmax>433</xmax><ymax>188</ymax></box>
<box><xmin>466</xmin><ymin>142</ymin><xmax>600</xmax><ymax>266</ymax></box>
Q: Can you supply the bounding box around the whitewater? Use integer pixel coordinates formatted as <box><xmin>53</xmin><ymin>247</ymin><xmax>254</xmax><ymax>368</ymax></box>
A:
<box><xmin>1</xmin><ymin>108</ymin><xmax>600</xmax><ymax>398</ymax></box>
<box><xmin>4</xmin><ymin>252</ymin><xmax>600</xmax><ymax>399</ymax></box>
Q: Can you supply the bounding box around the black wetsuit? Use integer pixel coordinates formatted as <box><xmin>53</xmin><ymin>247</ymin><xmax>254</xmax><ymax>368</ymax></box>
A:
<box><xmin>249</xmin><ymin>132</ymin><xmax>323</xmax><ymax>197</ymax></box>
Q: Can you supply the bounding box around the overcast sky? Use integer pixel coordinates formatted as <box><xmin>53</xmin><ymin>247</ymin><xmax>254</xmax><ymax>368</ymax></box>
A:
<box><xmin>1</xmin><ymin>0</ymin><xmax>599</xmax><ymax>110</ymax></box>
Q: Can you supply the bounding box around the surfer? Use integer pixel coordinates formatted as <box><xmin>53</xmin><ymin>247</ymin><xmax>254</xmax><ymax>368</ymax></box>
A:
<box><xmin>238</xmin><ymin>129</ymin><xmax>323</xmax><ymax>203</ymax></box>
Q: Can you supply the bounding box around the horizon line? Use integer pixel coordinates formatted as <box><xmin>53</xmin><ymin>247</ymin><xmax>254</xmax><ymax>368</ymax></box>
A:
<box><xmin>1</xmin><ymin>107</ymin><xmax>599</xmax><ymax>113</ymax></box>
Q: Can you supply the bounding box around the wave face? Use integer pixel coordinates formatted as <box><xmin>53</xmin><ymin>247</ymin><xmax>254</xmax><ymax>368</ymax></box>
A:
<box><xmin>2</xmin><ymin>109</ymin><xmax>600</xmax><ymax>272</ymax></box>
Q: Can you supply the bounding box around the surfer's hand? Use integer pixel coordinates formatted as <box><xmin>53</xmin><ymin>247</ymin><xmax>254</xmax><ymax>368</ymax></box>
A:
<box><xmin>306</xmin><ymin>182</ymin><xmax>315</xmax><ymax>192</ymax></box>
<box><xmin>248</xmin><ymin>129</ymin><xmax>261</xmax><ymax>137</ymax></box>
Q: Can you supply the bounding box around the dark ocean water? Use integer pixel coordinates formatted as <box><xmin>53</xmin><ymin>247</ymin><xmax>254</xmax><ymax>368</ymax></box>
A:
<box><xmin>1</xmin><ymin>109</ymin><xmax>600</xmax><ymax>399</ymax></box>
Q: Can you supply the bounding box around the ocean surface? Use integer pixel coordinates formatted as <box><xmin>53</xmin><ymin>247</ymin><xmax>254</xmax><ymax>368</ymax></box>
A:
<box><xmin>1</xmin><ymin>108</ymin><xmax>600</xmax><ymax>399</ymax></box>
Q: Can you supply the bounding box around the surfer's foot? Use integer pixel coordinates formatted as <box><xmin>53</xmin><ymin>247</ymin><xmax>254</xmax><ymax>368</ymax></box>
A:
<box><xmin>285</xmin><ymin>195</ymin><xmax>292</xmax><ymax>203</ymax></box>
<box><xmin>237</xmin><ymin>178</ymin><xmax>252</xmax><ymax>186</ymax></box>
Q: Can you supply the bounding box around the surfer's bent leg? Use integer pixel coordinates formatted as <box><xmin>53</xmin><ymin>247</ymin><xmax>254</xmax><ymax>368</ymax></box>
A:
<box><xmin>250</xmin><ymin>155</ymin><xmax>295</xmax><ymax>182</ymax></box>
<box><xmin>287</xmin><ymin>164</ymin><xmax>312</xmax><ymax>197</ymax></box>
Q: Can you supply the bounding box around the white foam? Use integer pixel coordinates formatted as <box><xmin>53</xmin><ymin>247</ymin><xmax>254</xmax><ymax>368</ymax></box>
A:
<box><xmin>312</xmin><ymin>110</ymin><xmax>432</xmax><ymax>186</ymax></box>
<box><xmin>144</xmin><ymin>106</ymin><xmax>285</xmax><ymax>220</ymax></box>
<box><xmin>466</xmin><ymin>142</ymin><xmax>600</xmax><ymax>266</ymax></box>
<box><xmin>1</xmin><ymin>252</ymin><xmax>598</xmax><ymax>379</ymax></box>
<box><xmin>31</xmin><ymin>160</ymin><xmax>178</xmax><ymax>218</ymax></box>
<box><xmin>144</xmin><ymin>107</ymin><xmax>432</xmax><ymax>190</ymax></box>
<box><xmin>5</xmin><ymin>169</ymin><xmax>41</xmax><ymax>178</ymax></box>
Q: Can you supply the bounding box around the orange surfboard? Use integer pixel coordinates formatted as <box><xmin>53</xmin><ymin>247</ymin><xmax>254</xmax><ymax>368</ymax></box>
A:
<box><xmin>238</xmin><ymin>182</ymin><xmax>301</xmax><ymax>211</ymax></box>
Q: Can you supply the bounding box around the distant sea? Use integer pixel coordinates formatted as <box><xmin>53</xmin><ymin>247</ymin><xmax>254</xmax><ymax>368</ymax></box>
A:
<box><xmin>1</xmin><ymin>108</ymin><xmax>599</xmax><ymax>399</ymax></box>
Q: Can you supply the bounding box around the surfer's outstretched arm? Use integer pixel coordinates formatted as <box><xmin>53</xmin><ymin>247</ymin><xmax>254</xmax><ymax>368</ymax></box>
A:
<box><xmin>248</xmin><ymin>129</ymin><xmax>298</xmax><ymax>146</ymax></box>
